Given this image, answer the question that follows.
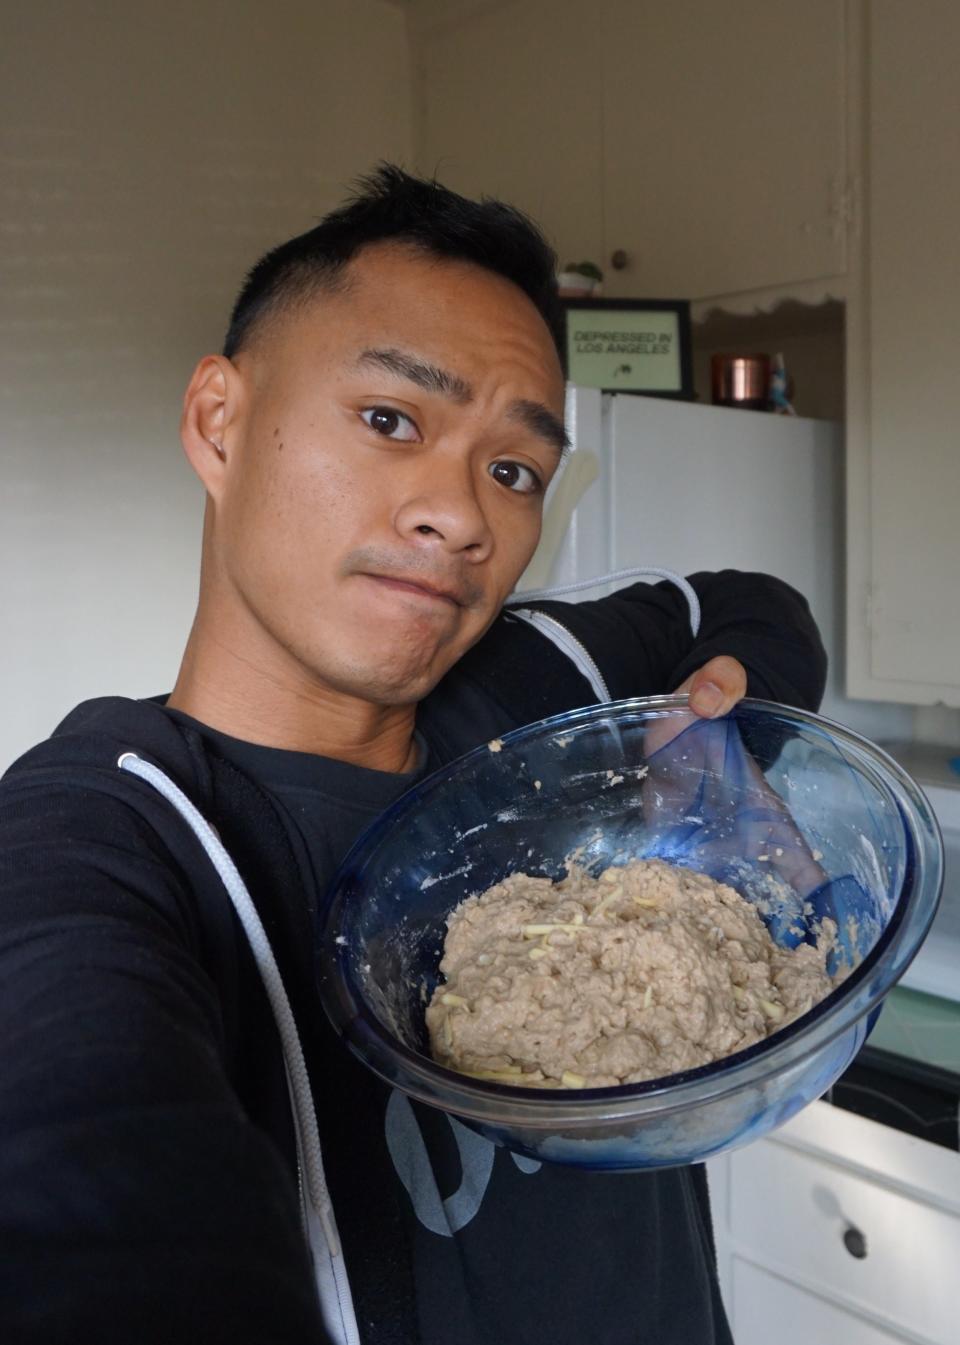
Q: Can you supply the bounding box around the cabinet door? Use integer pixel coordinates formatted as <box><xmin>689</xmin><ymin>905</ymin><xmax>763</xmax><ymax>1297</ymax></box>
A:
<box><xmin>600</xmin><ymin>0</ymin><xmax>848</xmax><ymax>299</ymax></box>
<box><xmin>412</xmin><ymin>0</ymin><xmax>605</xmax><ymax>269</ymax></box>
<box><xmin>846</xmin><ymin>0</ymin><xmax>960</xmax><ymax>702</ymax></box>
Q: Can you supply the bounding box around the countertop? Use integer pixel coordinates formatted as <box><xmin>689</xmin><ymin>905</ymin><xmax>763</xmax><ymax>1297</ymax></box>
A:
<box><xmin>882</xmin><ymin>741</ymin><xmax>960</xmax><ymax>791</ymax></box>
<box><xmin>870</xmin><ymin>986</ymin><xmax>960</xmax><ymax>1074</ymax></box>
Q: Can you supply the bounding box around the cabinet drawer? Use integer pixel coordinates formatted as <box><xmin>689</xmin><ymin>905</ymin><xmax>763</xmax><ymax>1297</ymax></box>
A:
<box><xmin>731</xmin><ymin>1259</ymin><xmax>916</xmax><ymax>1345</ymax></box>
<box><xmin>728</xmin><ymin>1138</ymin><xmax>960</xmax><ymax>1341</ymax></box>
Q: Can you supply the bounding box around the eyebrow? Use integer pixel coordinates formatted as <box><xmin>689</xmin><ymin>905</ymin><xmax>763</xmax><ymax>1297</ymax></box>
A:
<box><xmin>355</xmin><ymin>346</ymin><xmax>570</xmax><ymax>458</ymax></box>
<box><xmin>508</xmin><ymin>399</ymin><xmax>570</xmax><ymax>457</ymax></box>
<box><xmin>356</xmin><ymin>347</ymin><xmax>471</xmax><ymax>403</ymax></box>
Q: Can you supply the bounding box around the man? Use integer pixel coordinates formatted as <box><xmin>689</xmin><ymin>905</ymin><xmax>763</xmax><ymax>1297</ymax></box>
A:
<box><xmin>0</xmin><ymin>166</ymin><xmax>825</xmax><ymax>1343</ymax></box>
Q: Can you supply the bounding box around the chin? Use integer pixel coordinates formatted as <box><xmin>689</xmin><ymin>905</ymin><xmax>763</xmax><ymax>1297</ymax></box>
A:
<box><xmin>321</xmin><ymin>650</ymin><xmax>453</xmax><ymax>707</ymax></box>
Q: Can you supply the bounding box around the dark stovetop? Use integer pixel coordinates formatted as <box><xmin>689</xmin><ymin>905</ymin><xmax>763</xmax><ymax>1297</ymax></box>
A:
<box><xmin>828</xmin><ymin>1046</ymin><xmax>960</xmax><ymax>1152</ymax></box>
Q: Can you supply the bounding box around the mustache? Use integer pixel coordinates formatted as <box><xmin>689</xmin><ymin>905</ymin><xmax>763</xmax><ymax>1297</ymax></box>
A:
<box><xmin>343</xmin><ymin>547</ymin><xmax>486</xmax><ymax>608</ymax></box>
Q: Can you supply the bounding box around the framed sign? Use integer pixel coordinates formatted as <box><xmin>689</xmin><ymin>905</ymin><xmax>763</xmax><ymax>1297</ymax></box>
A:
<box><xmin>562</xmin><ymin>298</ymin><xmax>693</xmax><ymax>398</ymax></box>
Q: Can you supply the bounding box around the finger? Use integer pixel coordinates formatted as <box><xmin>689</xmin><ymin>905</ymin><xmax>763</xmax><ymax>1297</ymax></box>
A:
<box><xmin>677</xmin><ymin>655</ymin><xmax>748</xmax><ymax>719</ymax></box>
<box><xmin>645</xmin><ymin>656</ymin><xmax>749</xmax><ymax>759</ymax></box>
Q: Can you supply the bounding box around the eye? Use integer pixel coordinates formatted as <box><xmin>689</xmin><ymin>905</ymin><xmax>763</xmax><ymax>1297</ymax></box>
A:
<box><xmin>489</xmin><ymin>460</ymin><xmax>542</xmax><ymax>495</ymax></box>
<box><xmin>359</xmin><ymin>406</ymin><xmax>420</xmax><ymax>442</ymax></box>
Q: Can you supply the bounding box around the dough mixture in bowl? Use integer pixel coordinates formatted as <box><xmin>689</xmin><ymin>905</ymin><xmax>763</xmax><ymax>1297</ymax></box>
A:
<box><xmin>426</xmin><ymin>859</ymin><xmax>840</xmax><ymax>1089</ymax></box>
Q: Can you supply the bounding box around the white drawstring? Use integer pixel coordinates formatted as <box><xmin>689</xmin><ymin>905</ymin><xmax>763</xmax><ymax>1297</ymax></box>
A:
<box><xmin>506</xmin><ymin>566</ymin><xmax>702</xmax><ymax>639</ymax></box>
<box><xmin>116</xmin><ymin>752</ymin><xmax>340</xmax><ymax>1256</ymax></box>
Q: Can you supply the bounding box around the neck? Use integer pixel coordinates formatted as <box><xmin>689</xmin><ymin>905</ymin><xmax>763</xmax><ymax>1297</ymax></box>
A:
<box><xmin>167</xmin><ymin>604</ymin><xmax>420</xmax><ymax>775</ymax></box>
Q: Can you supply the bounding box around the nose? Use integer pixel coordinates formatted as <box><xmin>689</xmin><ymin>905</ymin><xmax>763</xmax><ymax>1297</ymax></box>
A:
<box><xmin>394</xmin><ymin>459</ymin><xmax>493</xmax><ymax>560</ymax></box>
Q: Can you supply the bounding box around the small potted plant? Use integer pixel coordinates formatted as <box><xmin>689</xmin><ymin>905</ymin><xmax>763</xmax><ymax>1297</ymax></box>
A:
<box><xmin>557</xmin><ymin>260</ymin><xmax>603</xmax><ymax>298</ymax></box>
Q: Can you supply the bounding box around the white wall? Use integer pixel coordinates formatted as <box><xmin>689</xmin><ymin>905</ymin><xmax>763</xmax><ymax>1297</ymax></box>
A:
<box><xmin>1</xmin><ymin>0</ymin><xmax>412</xmax><ymax>770</ymax></box>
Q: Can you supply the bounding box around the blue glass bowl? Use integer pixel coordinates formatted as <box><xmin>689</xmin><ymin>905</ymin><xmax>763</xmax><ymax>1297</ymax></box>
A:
<box><xmin>317</xmin><ymin>698</ymin><xmax>943</xmax><ymax>1169</ymax></box>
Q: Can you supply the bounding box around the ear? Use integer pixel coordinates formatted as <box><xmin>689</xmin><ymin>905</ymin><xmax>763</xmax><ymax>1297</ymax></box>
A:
<box><xmin>180</xmin><ymin>355</ymin><xmax>241</xmax><ymax>498</ymax></box>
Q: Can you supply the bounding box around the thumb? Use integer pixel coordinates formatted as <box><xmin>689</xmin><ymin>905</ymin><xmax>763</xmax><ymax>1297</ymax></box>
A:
<box><xmin>676</xmin><ymin>655</ymin><xmax>748</xmax><ymax>719</ymax></box>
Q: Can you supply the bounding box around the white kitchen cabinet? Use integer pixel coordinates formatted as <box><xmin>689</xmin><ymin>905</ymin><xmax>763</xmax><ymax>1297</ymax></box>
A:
<box><xmin>411</xmin><ymin>0</ymin><xmax>606</xmax><ymax>273</ymax></box>
<box><xmin>412</xmin><ymin>0</ymin><xmax>848</xmax><ymax>301</ymax></box>
<box><xmin>845</xmin><ymin>0</ymin><xmax>960</xmax><ymax>705</ymax></box>
<box><xmin>599</xmin><ymin>0</ymin><xmax>848</xmax><ymax>300</ymax></box>
<box><xmin>412</xmin><ymin>0</ymin><xmax>960</xmax><ymax>708</ymax></box>
<box><xmin>708</xmin><ymin>1100</ymin><xmax>960</xmax><ymax>1344</ymax></box>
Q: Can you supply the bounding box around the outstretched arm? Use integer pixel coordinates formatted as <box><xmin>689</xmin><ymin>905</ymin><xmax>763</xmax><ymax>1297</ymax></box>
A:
<box><xmin>0</xmin><ymin>766</ymin><xmax>328</xmax><ymax>1344</ymax></box>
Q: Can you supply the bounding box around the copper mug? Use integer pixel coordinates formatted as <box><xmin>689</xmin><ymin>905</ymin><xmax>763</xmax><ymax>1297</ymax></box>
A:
<box><xmin>711</xmin><ymin>354</ymin><xmax>770</xmax><ymax>411</ymax></box>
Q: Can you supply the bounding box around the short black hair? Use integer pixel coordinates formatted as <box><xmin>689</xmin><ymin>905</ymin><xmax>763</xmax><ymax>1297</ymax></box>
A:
<box><xmin>222</xmin><ymin>164</ymin><xmax>564</xmax><ymax>362</ymax></box>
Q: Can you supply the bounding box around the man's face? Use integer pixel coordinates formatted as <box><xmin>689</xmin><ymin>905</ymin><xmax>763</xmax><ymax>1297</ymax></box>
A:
<box><xmin>211</xmin><ymin>243</ymin><xmax>566</xmax><ymax>707</ymax></box>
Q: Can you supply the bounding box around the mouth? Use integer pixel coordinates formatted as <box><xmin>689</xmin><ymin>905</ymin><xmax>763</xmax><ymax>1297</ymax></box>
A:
<box><xmin>362</xmin><ymin>572</ymin><xmax>468</xmax><ymax>608</ymax></box>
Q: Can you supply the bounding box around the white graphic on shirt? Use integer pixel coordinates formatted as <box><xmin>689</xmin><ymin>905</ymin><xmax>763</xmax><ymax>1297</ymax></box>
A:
<box><xmin>385</xmin><ymin>1089</ymin><xmax>540</xmax><ymax>1236</ymax></box>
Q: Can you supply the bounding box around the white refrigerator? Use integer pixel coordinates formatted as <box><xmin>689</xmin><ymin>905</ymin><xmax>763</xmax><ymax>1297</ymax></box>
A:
<box><xmin>527</xmin><ymin>393</ymin><xmax>942</xmax><ymax>1339</ymax></box>
<box><xmin>517</xmin><ymin>387</ymin><xmax>911</xmax><ymax>746</ymax></box>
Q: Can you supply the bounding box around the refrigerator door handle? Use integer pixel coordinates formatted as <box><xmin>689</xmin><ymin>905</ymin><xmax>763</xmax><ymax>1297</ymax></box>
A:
<box><xmin>518</xmin><ymin>448</ymin><xmax>600</xmax><ymax>592</ymax></box>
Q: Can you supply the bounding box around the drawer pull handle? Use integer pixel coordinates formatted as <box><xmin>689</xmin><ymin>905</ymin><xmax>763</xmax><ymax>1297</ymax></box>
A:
<box><xmin>842</xmin><ymin>1225</ymin><xmax>868</xmax><ymax>1260</ymax></box>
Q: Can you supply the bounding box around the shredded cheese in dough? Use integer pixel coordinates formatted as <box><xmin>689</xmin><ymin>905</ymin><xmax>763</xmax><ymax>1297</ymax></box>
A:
<box><xmin>426</xmin><ymin>859</ymin><xmax>841</xmax><ymax>1089</ymax></box>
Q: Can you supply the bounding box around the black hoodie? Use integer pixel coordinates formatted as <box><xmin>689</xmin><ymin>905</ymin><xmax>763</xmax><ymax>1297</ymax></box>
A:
<box><xmin>0</xmin><ymin>573</ymin><xmax>825</xmax><ymax>1344</ymax></box>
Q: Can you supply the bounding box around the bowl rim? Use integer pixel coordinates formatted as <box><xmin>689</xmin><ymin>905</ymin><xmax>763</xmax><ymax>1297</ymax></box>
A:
<box><xmin>318</xmin><ymin>696</ymin><xmax>944</xmax><ymax>1127</ymax></box>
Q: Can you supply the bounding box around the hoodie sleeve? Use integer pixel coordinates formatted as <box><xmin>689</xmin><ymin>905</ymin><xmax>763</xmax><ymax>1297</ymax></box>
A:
<box><xmin>441</xmin><ymin>570</ymin><xmax>828</xmax><ymax>746</ymax></box>
<box><xmin>526</xmin><ymin>570</ymin><xmax>828</xmax><ymax>712</ymax></box>
<box><xmin>0</xmin><ymin>755</ymin><xmax>329</xmax><ymax>1344</ymax></box>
